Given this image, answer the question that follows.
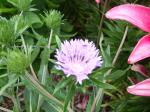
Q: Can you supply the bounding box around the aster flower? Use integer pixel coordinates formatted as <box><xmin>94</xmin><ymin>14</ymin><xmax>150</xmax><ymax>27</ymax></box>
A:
<box><xmin>55</xmin><ymin>39</ymin><xmax>103</xmax><ymax>84</ymax></box>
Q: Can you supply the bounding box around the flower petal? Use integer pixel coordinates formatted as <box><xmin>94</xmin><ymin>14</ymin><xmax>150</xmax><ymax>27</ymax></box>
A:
<box><xmin>105</xmin><ymin>4</ymin><xmax>150</xmax><ymax>32</ymax></box>
<box><xmin>95</xmin><ymin>0</ymin><xmax>100</xmax><ymax>4</ymax></box>
<box><xmin>128</xmin><ymin>34</ymin><xmax>150</xmax><ymax>64</ymax></box>
<box><xmin>127</xmin><ymin>79</ymin><xmax>150</xmax><ymax>96</ymax></box>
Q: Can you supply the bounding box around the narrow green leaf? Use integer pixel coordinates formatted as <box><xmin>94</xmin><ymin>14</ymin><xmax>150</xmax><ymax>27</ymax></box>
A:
<box><xmin>55</xmin><ymin>35</ymin><xmax>61</xmax><ymax>49</ymax></box>
<box><xmin>53</xmin><ymin>77</ymin><xmax>72</xmax><ymax>95</ymax></box>
<box><xmin>99</xmin><ymin>34</ymin><xmax>112</xmax><ymax>67</ymax></box>
<box><xmin>63</xmin><ymin>82</ymin><xmax>76</xmax><ymax>112</ymax></box>
<box><xmin>0</xmin><ymin>77</ymin><xmax>17</xmax><ymax>95</ymax></box>
<box><xmin>86</xmin><ymin>94</ymin><xmax>94</xmax><ymax>112</ymax></box>
<box><xmin>90</xmin><ymin>77</ymin><xmax>116</xmax><ymax>90</ymax></box>
<box><xmin>24</xmin><ymin>72</ymin><xmax>63</xmax><ymax>106</ymax></box>
<box><xmin>105</xmin><ymin>67</ymin><xmax>130</xmax><ymax>81</ymax></box>
<box><xmin>0</xmin><ymin>8</ymin><xmax>16</xmax><ymax>13</ymax></box>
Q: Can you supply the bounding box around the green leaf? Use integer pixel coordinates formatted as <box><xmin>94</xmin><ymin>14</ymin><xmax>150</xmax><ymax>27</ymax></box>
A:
<box><xmin>59</xmin><ymin>32</ymin><xmax>77</xmax><ymax>39</ymax></box>
<box><xmin>86</xmin><ymin>94</ymin><xmax>94</xmax><ymax>112</ymax></box>
<box><xmin>24</xmin><ymin>89</ymin><xmax>38</xmax><ymax>112</ymax></box>
<box><xmin>55</xmin><ymin>35</ymin><xmax>61</xmax><ymax>49</ymax></box>
<box><xmin>105</xmin><ymin>67</ymin><xmax>130</xmax><ymax>81</ymax></box>
<box><xmin>24</xmin><ymin>72</ymin><xmax>63</xmax><ymax>106</ymax></box>
<box><xmin>10</xmin><ymin>14</ymin><xmax>29</xmax><ymax>36</ymax></box>
<box><xmin>7</xmin><ymin>0</ymin><xmax>32</xmax><ymax>11</ymax></box>
<box><xmin>90</xmin><ymin>77</ymin><xmax>116</xmax><ymax>90</ymax></box>
<box><xmin>64</xmin><ymin>82</ymin><xmax>76</xmax><ymax>112</ymax></box>
<box><xmin>42</xmin><ymin>101</ymin><xmax>62</xmax><ymax>112</ymax></box>
<box><xmin>0</xmin><ymin>76</ymin><xmax>17</xmax><ymax>95</ymax></box>
<box><xmin>0</xmin><ymin>8</ymin><xmax>16</xmax><ymax>13</ymax></box>
<box><xmin>23</xmin><ymin>12</ymin><xmax>43</xmax><ymax>28</ymax></box>
<box><xmin>99</xmin><ymin>34</ymin><xmax>112</xmax><ymax>67</ymax></box>
<box><xmin>53</xmin><ymin>77</ymin><xmax>72</xmax><ymax>95</ymax></box>
<box><xmin>91</xmin><ymin>67</ymin><xmax>113</xmax><ymax>78</ymax></box>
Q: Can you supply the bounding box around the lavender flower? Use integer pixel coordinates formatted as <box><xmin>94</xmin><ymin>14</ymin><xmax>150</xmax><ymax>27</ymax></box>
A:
<box><xmin>55</xmin><ymin>39</ymin><xmax>103</xmax><ymax>84</ymax></box>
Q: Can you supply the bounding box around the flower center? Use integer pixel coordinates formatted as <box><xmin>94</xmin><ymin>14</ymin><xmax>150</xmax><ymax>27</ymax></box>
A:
<box><xmin>70</xmin><ymin>62</ymin><xmax>84</xmax><ymax>74</ymax></box>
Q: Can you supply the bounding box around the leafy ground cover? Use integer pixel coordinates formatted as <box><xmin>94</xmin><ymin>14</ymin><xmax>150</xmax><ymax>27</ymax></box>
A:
<box><xmin>0</xmin><ymin>0</ymin><xmax>150</xmax><ymax>112</ymax></box>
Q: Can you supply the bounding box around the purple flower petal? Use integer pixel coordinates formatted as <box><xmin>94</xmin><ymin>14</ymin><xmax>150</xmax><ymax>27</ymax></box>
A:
<box><xmin>55</xmin><ymin>39</ymin><xmax>103</xmax><ymax>84</ymax></box>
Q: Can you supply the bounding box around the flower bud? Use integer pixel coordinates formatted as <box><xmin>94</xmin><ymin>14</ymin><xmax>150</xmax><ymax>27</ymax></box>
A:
<box><xmin>95</xmin><ymin>0</ymin><xmax>101</xmax><ymax>4</ymax></box>
<box><xmin>44</xmin><ymin>10</ymin><xmax>63</xmax><ymax>30</ymax></box>
<box><xmin>7</xmin><ymin>50</ymin><xmax>30</xmax><ymax>75</ymax></box>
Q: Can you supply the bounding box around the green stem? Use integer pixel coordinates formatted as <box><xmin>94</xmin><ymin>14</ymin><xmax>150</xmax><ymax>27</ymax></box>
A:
<box><xmin>112</xmin><ymin>26</ymin><xmax>128</xmax><ymax>65</ymax></box>
<box><xmin>96</xmin><ymin>0</ymin><xmax>109</xmax><ymax>46</ymax></box>
<box><xmin>24</xmin><ymin>72</ymin><xmax>63</xmax><ymax>106</ymax></box>
<box><xmin>21</xmin><ymin>35</ymin><xmax>38</xmax><ymax>80</ymax></box>
<box><xmin>48</xmin><ymin>29</ymin><xmax>53</xmax><ymax>49</ymax></box>
<box><xmin>36</xmin><ymin>29</ymin><xmax>53</xmax><ymax>111</ymax></box>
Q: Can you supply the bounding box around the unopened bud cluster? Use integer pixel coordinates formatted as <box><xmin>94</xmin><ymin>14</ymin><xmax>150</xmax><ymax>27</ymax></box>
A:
<box><xmin>44</xmin><ymin>10</ymin><xmax>63</xmax><ymax>30</ymax></box>
<box><xmin>7</xmin><ymin>50</ymin><xmax>30</xmax><ymax>75</ymax></box>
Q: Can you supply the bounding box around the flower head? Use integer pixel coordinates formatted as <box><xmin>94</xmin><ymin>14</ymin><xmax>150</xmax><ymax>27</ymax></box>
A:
<box><xmin>55</xmin><ymin>39</ymin><xmax>103</xmax><ymax>84</ymax></box>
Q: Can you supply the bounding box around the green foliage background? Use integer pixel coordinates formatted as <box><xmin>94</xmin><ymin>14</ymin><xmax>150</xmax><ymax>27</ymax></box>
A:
<box><xmin>0</xmin><ymin>0</ymin><xmax>150</xmax><ymax>112</ymax></box>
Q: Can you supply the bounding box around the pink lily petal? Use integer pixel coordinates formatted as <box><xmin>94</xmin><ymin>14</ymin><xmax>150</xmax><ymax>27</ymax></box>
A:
<box><xmin>105</xmin><ymin>4</ymin><xmax>150</xmax><ymax>32</ymax></box>
<box><xmin>95</xmin><ymin>0</ymin><xmax>101</xmax><ymax>4</ymax></box>
<box><xmin>127</xmin><ymin>78</ymin><xmax>150</xmax><ymax>96</ymax></box>
<box><xmin>131</xmin><ymin>64</ymin><xmax>150</xmax><ymax>78</ymax></box>
<box><xmin>128</xmin><ymin>34</ymin><xmax>150</xmax><ymax>64</ymax></box>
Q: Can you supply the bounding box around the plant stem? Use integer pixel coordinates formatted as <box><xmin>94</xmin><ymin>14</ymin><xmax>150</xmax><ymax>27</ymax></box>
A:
<box><xmin>48</xmin><ymin>29</ymin><xmax>53</xmax><ymax>49</ymax></box>
<box><xmin>112</xmin><ymin>26</ymin><xmax>128</xmax><ymax>65</ymax></box>
<box><xmin>21</xmin><ymin>35</ymin><xmax>38</xmax><ymax>80</ymax></box>
<box><xmin>24</xmin><ymin>72</ymin><xmax>63</xmax><ymax>106</ymax></box>
<box><xmin>96</xmin><ymin>0</ymin><xmax>109</xmax><ymax>46</ymax></box>
<box><xmin>36</xmin><ymin>29</ymin><xmax>53</xmax><ymax>111</ymax></box>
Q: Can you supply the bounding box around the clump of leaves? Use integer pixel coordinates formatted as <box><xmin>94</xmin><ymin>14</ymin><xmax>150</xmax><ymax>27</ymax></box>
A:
<box><xmin>0</xmin><ymin>17</ymin><xmax>15</xmax><ymax>46</ymax></box>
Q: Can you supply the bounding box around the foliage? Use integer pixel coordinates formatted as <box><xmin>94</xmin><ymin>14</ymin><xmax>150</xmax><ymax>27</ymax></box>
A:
<box><xmin>0</xmin><ymin>0</ymin><xmax>150</xmax><ymax>112</ymax></box>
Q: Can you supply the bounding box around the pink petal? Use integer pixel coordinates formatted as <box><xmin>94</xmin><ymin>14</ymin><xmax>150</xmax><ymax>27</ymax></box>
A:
<box><xmin>105</xmin><ymin>4</ymin><xmax>150</xmax><ymax>32</ymax></box>
<box><xmin>128</xmin><ymin>34</ymin><xmax>150</xmax><ymax>64</ymax></box>
<box><xmin>95</xmin><ymin>0</ymin><xmax>100</xmax><ymax>4</ymax></box>
<box><xmin>131</xmin><ymin>64</ymin><xmax>150</xmax><ymax>78</ymax></box>
<box><xmin>127</xmin><ymin>78</ymin><xmax>150</xmax><ymax>96</ymax></box>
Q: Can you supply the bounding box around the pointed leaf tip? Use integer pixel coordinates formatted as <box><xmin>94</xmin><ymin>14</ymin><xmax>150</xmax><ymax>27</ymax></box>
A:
<box><xmin>127</xmin><ymin>79</ymin><xmax>150</xmax><ymax>96</ymax></box>
<box><xmin>105</xmin><ymin>4</ymin><xmax>150</xmax><ymax>32</ymax></box>
<box><xmin>128</xmin><ymin>34</ymin><xmax>150</xmax><ymax>64</ymax></box>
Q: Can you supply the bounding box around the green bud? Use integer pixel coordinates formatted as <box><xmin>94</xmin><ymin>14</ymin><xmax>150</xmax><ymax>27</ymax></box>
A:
<box><xmin>44</xmin><ymin>10</ymin><xmax>63</xmax><ymax>30</ymax></box>
<box><xmin>0</xmin><ymin>18</ymin><xmax>15</xmax><ymax>46</ymax></box>
<box><xmin>7</xmin><ymin>50</ymin><xmax>30</xmax><ymax>75</ymax></box>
